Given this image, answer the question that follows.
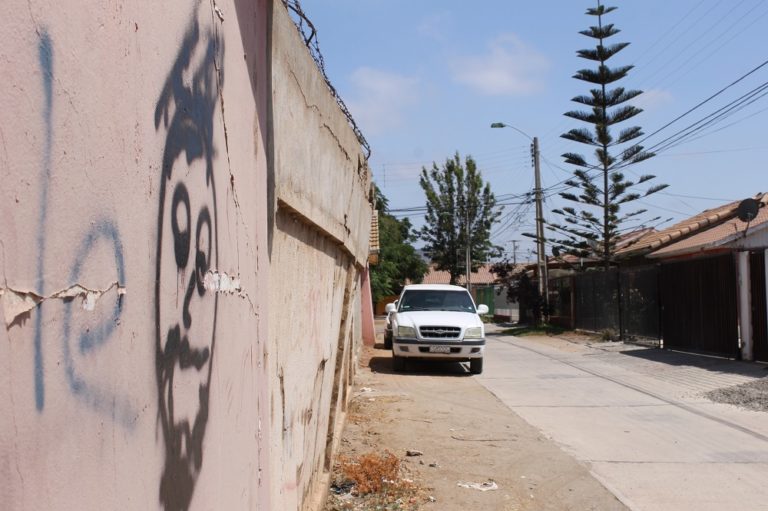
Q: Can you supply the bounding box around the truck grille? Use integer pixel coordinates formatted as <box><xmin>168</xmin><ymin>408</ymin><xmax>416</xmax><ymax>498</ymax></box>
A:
<box><xmin>419</xmin><ymin>326</ymin><xmax>461</xmax><ymax>339</ymax></box>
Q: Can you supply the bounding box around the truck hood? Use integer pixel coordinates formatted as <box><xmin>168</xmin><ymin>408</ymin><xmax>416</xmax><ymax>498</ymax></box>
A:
<box><xmin>395</xmin><ymin>310</ymin><xmax>483</xmax><ymax>329</ymax></box>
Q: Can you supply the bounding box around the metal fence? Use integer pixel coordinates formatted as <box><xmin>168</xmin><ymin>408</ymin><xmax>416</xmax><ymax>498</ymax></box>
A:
<box><xmin>573</xmin><ymin>269</ymin><xmax>620</xmax><ymax>333</ymax></box>
<box><xmin>620</xmin><ymin>266</ymin><xmax>660</xmax><ymax>340</ymax></box>
<box><xmin>548</xmin><ymin>265</ymin><xmax>660</xmax><ymax>340</ymax></box>
<box><xmin>474</xmin><ymin>286</ymin><xmax>496</xmax><ymax>315</ymax></box>
<box><xmin>548</xmin><ymin>276</ymin><xmax>573</xmax><ymax>328</ymax></box>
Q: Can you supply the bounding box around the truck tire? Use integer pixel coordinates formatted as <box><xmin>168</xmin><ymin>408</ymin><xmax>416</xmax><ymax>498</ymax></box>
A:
<box><xmin>470</xmin><ymin>357</ymin><xmax>483</xmax><ymax>375</ymax></box>
<box><xmin>384</xmin><ymin>331</ymin><xmax>392</xmax><ymax>350</ymax></box>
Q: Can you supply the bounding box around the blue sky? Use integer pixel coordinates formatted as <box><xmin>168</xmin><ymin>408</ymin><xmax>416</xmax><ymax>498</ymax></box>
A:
<box><xmin>299</xmin><ymin>0</ymin><xmax>768</xmax><ymax>261</ymax></box>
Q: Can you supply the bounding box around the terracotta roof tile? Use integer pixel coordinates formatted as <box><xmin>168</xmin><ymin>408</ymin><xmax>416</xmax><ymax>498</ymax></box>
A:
<box><xmin>617</xmin><ymin>193</ymin><xmax>766</xmax><ymax>257</ymax></box>
<box><xmin>649</xmin><ymin>200</ymin><xmax>768</xmax><ymax>258</ymax></box>
<box><xmin>420</xmin><ymin>263</ymin><xmax>497</xmax><ymax>286</ymax></box>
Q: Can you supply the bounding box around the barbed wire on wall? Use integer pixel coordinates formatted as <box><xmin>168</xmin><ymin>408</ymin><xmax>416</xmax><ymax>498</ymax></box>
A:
<box><xmin>281</xmin><ymin>0</ymin><xmax>372</xmax><ymax>160</ymax></box>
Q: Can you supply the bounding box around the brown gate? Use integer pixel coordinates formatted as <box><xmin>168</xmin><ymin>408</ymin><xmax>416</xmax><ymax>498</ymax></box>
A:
<box><xmin>660</xmin><ymin>255</ymin><xmax>739</xmax><ymax>357</ymax></box>
<box><xmin>751</xmin><ymin>251</ymin><xmax>768</xmax><ymax>362</ymax></box>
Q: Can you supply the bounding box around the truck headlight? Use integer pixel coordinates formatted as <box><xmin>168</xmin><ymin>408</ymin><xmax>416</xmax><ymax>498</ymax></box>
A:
<box><xmin>397</xmin><ymin>325</ymin><xmax>416</xmax><ymax>338</ymax></box>
<box><xmin>464</xmin><ymin>326</ymin><xmax>483</xmax><ymax>339</ymax></box>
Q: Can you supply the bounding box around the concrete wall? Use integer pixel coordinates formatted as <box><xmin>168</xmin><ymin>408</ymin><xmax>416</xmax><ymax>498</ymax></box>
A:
<box><xmin>0</xmin><ymin>0</ymin><xmax>371</xmax><ymax>509</ymax></box>
<box><xmin>268</xmin><ymin>5</ymin><xmax>372</xmax><ymax>509</ymax></box>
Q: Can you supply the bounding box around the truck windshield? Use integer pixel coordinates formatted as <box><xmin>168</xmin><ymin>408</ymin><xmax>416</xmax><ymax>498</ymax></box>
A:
<box><xmin>398</xmin><ymin>290</ymin><xmax>476</xmax><ymax>313</ymax></box>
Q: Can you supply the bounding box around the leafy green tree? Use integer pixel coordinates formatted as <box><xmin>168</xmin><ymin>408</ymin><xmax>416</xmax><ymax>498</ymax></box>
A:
<box><xmin>419</xmin><ymin>153</ymin><xmax>501</xmax><ymax>285</ymax></box>
<box><xmin>550</xmin><ymin>2</ymin><xmax>667</xmax><ymax>268</ymax></box>
<box><xmin>370</xmin><ymin>186</ymin><xmax>427</xmax><ymax>304</ymax></box>
<box><xmin>491</xmin><ymin>261</ymin><xmax>544</xmax><ymax>325</ymax></box>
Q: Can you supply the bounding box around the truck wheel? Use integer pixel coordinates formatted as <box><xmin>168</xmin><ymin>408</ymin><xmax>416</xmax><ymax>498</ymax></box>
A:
<box><xmin>470</xmin><ymin>357</ymin><xmax>483</xmax><ymax>375</ymax></box>
<box><xmin>392</xmin><ymin>353</ymin><xmax>406</xmax><ymax>372</ymax></box>
<box><xmin>384</xmin><ymin>331</ymin><xmax>392</xmax><ymax>350</ymax></box>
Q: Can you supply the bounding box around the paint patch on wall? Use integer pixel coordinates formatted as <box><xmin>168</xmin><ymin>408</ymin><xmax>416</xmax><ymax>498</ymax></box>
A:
<box><xmin>203</xmin><ymin>270</ymin><xmax>241</xmax><ymax>293</ymax></box>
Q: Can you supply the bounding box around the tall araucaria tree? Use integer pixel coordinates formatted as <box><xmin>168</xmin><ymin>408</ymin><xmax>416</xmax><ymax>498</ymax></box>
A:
<box><xmin>419</xmin><ymin>153</ymin><xmax>501</xmax><ymax>285</ymax></box>
<box><xmin>550</xmin><ymin>1</ymin><xmax>667</xmax><ymax>268</ymax></box>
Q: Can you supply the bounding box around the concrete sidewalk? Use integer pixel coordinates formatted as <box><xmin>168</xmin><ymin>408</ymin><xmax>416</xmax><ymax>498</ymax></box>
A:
<box><xmin>479</xmin><ymin>326</ymin><xmax>768</xmax><ymax>511</ymax></box>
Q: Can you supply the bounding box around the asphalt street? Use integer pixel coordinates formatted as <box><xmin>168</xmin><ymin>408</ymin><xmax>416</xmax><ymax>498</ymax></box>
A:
<box><xmin>478</xmin><ymin>328</ymin><xmax>768</xmax><ymax>511</ymax></box>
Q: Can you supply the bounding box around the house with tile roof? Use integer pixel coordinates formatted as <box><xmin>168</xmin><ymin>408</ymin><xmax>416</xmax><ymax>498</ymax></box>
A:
<box><xmin>543</xmin><ymin>193</ymin><xmax>768</xmax><ymax>362</ymax></box>
<box><xmin>643</xmin><ymin>193</ymin><xmax>768</xmax><ymax>361</ymax></box>
<box><xmin>418</xmin><ymin>263</ymin><xmax>521</xmax><ymax>321</ymax></box>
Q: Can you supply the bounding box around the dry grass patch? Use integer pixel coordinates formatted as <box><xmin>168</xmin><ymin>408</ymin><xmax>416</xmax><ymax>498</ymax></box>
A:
<box><xmin>340</xmin><ymin>451</ymin><xmax>400</xmax><ymax>494</ymax></box>
<box><xmin>326</xmin><ymin>450</ymin><xmax>425</xmax><ymax>510</ymax></box>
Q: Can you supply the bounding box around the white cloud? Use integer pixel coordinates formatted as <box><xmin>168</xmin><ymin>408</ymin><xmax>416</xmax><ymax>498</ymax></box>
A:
<box><xmin>450</xmin><ymin>34</ymin><xmax>549</xmax><ymax>96</ymax></box>
<box><xmin>345</xmin><ymin>67</ymin><xmax>419</xmax><ymax>135</ymax></box>
<box><xmin>417</xmin><ymin>11</ymin><xmax>454</xmax><ymax>42</ymax></box>
<box><xmin>633</xmin><ymin>88</ymin><xmax>673</xmax><ymax>112</ymax></box>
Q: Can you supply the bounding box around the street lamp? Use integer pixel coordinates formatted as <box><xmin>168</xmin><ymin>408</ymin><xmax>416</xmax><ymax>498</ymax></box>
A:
<box><xmin>491</xmin><ymin>122</ymin><xmax>549</xmax><ymax>316</ymax></box>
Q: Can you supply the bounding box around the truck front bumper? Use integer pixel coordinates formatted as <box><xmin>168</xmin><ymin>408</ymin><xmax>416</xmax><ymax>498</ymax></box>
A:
<box><xmin>392</xmin><ymin>338</ymin><xmax>485</xmax><ymax>359</ymax></box>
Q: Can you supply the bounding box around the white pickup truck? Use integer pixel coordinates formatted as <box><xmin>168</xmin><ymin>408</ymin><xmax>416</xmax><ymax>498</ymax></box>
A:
<box><xmin>385</xmin><ymin>284</ymin><xmax>488</xmax><ymax>374</ymax></box>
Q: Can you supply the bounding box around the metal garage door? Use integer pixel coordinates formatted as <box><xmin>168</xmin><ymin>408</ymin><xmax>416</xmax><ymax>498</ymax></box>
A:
<box><xmin>751</xmin><ymin>251</ymin><xmax>768</xmax><ymax>362</ymax></box>
<box><xmin>660</xmin><ymin>255</ymin><xmax>739</xmax><ymax>357</ymax></box>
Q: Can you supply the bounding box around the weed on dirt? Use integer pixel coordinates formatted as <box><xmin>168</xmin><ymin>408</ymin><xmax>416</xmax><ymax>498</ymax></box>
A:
<box><xmin>326</xmin><ymin>450</ymin><xmax>426</xmax><ymax>511</ymax></box>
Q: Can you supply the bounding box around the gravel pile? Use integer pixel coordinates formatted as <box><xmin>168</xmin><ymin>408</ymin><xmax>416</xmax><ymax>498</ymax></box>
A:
<box><xmin>705</xmin><ymin>377</ymin><xmax>768</xmax><ymax>412</ymax></box>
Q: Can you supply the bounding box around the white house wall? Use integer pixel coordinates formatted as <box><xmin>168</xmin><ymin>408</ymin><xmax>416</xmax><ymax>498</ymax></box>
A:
<box><xmin>727</xmin><ymin>225</ymin><xmax>768</xmax><ymax>251</ymax></box>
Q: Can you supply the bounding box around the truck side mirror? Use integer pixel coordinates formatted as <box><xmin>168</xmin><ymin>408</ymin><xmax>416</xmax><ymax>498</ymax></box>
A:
<box><xmin>385</xmin><ymin>303</ymin><xmax>397</xmax><ymax>314</ymax></box>
<box><xmin>477</xmin><ymin>304</ymin><xmax>489</xmax><ymax>315</ymax></box>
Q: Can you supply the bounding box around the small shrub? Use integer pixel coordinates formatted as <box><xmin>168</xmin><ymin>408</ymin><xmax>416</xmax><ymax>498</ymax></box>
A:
<box><xmin>339</xmin><ymin>451</ymin><xmax>400</xmax><ymax>495</ymax></box>
<box><xmin>600</xmin><ymin>328</ymin><xmax>618</xmax><ymax>341</ymax></box>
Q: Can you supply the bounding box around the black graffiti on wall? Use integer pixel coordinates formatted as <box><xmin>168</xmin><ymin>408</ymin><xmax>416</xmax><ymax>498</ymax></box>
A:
<box><xmin>154</xmin><ymin>17</ymin><xmax>222</xmax><ymax>511</ymax></box>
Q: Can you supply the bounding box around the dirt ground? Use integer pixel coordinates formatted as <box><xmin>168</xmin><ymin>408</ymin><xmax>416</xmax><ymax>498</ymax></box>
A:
<box><xmin>324</xmin><ymin>324</ymin><xmax>626</xmax><ymax>511</ymax></box>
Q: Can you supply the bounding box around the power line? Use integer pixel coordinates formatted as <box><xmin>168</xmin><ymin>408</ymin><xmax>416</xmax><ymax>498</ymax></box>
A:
<box><xmin>541</xmin><ymin>1</ymin><xmax>767</xmax><ymax>164</ymax></box>
<box><xmin>626</xmin><ymin>79</ymin><xmax>768</xmax><ymax>162</ymax></box>
<box><xmin>539</xmin><ymin>58</ymin><xmax>768</xmax><ymax>200</ymax></box>
<box><xmin>624</xmin><ymin>58</ymin><xmax>768</xmax><ymax>160</ymax></box>
<box><xmin>635</xmin><ymin>0</ymin><xmax>754</xmax><ymax>88</ymax></box>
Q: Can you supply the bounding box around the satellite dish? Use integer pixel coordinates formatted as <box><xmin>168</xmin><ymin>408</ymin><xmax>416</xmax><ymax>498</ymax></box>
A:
<box><xmin>737</xmin><ymin>198</ymin><xmax>760</xmax><ymax>222</ymax></box>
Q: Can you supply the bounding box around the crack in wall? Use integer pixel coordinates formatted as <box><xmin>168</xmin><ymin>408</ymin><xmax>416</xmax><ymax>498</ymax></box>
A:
<box><xmin>289</xmin><ymin>69</ymin><xmax>322</xmax><ymax>117</ymax></box>
<box><xmin>1</xmin><ymin>282</ymin><xmax>126</xmax><ymax>327</ymax></box>
<box><xmin>287</xmin><ymin>68</ymin><xmax>353</xmax><ymax>163</ymax></box>
<box><xmin>321</xmin><ymin>123</ymin><xmax>351</xmax><ymax>163</ymax></box>
<box><xmin>207</xmin><ymin>0</ymin><xmax>258</xmax><ymax>276</ymax></box>
<box><xmin>7</xmin><ymin>356</ymin><xmax>25</xmax><ymax>497</ymax></box>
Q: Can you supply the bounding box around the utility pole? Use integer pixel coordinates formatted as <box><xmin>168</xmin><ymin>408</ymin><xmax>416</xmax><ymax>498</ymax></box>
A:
<box><xmin>490</xmin><ymin>122</ymin><xmax>549</xmax><ymax>313</ymax></box>
<box><xmin>466</xmin><ymin>204</ymin><xmax>472</xmax><ymax>293</ymax></box>
<box><xmin>510</xmin><ymin>240</ymin><xmax>519</xmax><ymax>266</ymax></box>
<box><xmin>531</xmin><ymin>137</ymin><xmax>549</xmax><ymax>314</ymax></box>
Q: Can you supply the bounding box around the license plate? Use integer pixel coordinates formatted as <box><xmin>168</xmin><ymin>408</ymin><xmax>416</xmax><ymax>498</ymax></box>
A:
<box><xmin>429</xmin><ymin>346</ymin><xmax>451</xmax><ymax>353</ymax></box>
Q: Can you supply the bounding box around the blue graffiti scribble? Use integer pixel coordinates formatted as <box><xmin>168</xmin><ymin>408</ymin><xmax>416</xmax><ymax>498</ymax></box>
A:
<box><xmin>62</xmin><ymin>220</ymin><xmax>135</xmax><ymax>429</ymax></box>
<box><xmin>34</xmin><ymin>30</ymin><xmax>54</xmax><ymax>411</ymax></box>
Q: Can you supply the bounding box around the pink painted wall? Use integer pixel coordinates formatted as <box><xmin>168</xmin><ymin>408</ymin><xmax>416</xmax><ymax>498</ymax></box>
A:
<box><xmin>1</xmin><ymin>2</ymin><xmax>371</xmax><ymax>509</ymax></box>
<box><xmin>361</xmin><ymin>267</ymin><xmax>377</xmax><ymax>346</ymax></box>
<box><xmin>0</xmin><ymin>0</ymin><xmax>272</xmax><ymax>509</ymax></box>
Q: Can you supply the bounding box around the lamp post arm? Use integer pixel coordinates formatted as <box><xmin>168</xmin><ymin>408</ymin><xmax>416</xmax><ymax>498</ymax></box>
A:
<box><xmin>490</xmin><ymin>122</ymin><xmax>533</xmax><ymax>141</ymax></box>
